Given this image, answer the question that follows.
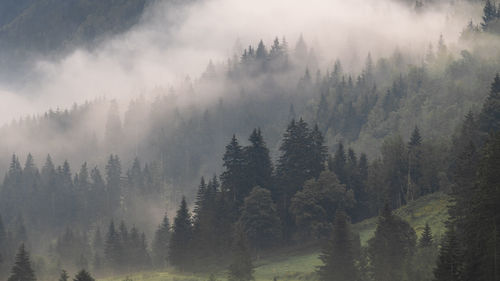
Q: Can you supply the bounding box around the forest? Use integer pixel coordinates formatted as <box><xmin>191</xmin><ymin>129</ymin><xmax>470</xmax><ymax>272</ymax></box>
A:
<box><xmin>0</xmin><ymin>0</ymin><xmax>500</xmax><ymax>281</ymax></box>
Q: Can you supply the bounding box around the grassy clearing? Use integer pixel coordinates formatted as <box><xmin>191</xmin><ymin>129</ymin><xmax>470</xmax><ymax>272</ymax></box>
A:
<box><xmin>99</xmin><ymin>192</ymin><xmax>450</xmax><ymax>281</ymax></box>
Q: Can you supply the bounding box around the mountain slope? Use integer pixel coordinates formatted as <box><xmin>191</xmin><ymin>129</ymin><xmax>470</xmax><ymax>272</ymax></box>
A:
<box><xmin>100</xmin><ymin>192</ymin><xmax>450</xmax><ymax>281</ymax></box>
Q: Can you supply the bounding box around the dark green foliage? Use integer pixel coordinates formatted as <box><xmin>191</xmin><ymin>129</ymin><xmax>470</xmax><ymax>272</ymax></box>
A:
<box><xmin>238</xmin><ymin>187</ymin><xmax>281</xmax><ymax>250</ymax></box>
<box><xmin>169</xmin><ymin>197</ymin><xmax>193</xmax><ymax>271</ymax></box>
<box><xmin>152</xmin><ymin>212</ymin><xmax>170</xmax><ymax>268</ymax></box>
<box><xmin>276</xmin><ymin>118</ymin><xmax>326</xmax><ymax>240</ymax></box>
<box><xmin>434</xmin><ymin>228</ymin><xmax>461</xmax><ymax>281</ymax></box>
<box><xmin>330</xmin><ymin>142</ymin><xmax>347</xmax><ymax>184</ymax></box>
<box><xmin>290</xmin><ymin>171</ymin><xmax>355</xmax><ymax>239</ymax></box>
<box><xmin>228</xmin><ymin>227</ymin><xmax>254</xmax><ymax>281</ymax></box>
<box><xmin>479</xmin><ymin>73</ymin><xmax>500</xmax><ymax>134</ymax></box>
<box><xmin>104</xmin><ymin>221</ymin><xmax>121</xmax><ymax>271</ymax></box>
<box><xmin>368</xmin><ymin>205</ymin><xmax>416</xmax><ymax>281</ymax></box>
<box><xmin>7</xmin><ymin>244</ymin><xmax>36</xmax><ymax>281</ymax></box>
<box><xmin>221</xmin><ymin>135</ymin><xmax>247</xmax><ymax>204</ymax></box>
<box><xmin>73</xmin><ymin>270</ymin><xmax>95</xmax><ymax>281</ymax></box>
<box><xmin>317</xmin><ymin>210</ymin><xmax>358</xmax><ymax>281</ymax></box>
<box><xmin>481</xmin><ymin>0</ymin><xmax>498</xmax><ymax>31</ymax></box>
<box><xmin>244</xmin><ymin>129</ymin><xmax>273</xmax><ymax>191</ymax></box>
<box><xmin>419</xmin><ymin>223</ymin><xmax>433</xmax><ymax>247</ymax></box>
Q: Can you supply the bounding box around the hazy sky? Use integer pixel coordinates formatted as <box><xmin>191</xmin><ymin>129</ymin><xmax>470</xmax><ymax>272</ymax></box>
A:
<box><xmin>0</xmin><ymin>0</ymin><xmax>481</xmax><ymax>125</ymax></box>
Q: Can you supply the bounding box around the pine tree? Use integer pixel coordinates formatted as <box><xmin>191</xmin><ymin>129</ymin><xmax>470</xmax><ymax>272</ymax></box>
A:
<box><xmin>228</xmin><ymin>227</ymin><xmax>254</xmax><ymax>281</ymax></box>
<box><xmin>479</xmin><ymin>73</ymin><xmax>500</xmax><ymax>134</ymax></box>
<box><xmin>434</xmin><ymin>228</ymin><xmax>461</xmax><ymax>281</ymax></box>
<box><xmin>409</xmin><ymin>126</ymin><xmax>422</xmax><ymax>147</ymax></box>
<box><xmin>221</xmin><ymin>135</ymin><xmax>247</xmax><ymax>204</ymax></box>
<box><xmin>419</xmin><ymin>223</ymin><xmax>433</xmax><ymax>247</ymax></box>
<box><xmin>104</xmin><ymin>221</ymin><xmax>121</xmax><ymax>271</ymax></box>
<box><xmin>152</xmin><ymin>212</ymin><xmax>170</xmax><ymax>268</ymax></box>
<box><xmin>368</xmin><ymin>205</ymin><xmax>416</xmax><ymax>281</ymax></box>
<box><xmin>317</xmin><ymin>210</ymin><xmax>358</xmax><ymax>281</ymax></box>
<box><xmin>481</xmin><ymin>0</ymin><xmax>498</xmax><ymax>31</ymax></box>
<box><xmin>309</xmin><ymin>124</ymin><xmax>328</xmax><ymax>179</ymax></box>
<box><xmin>73</xmin><ymin>270</ymin><xmax>95</xmax><ymax>281</ymax></box>
<box><xmin>7</xmin><ymin>244</ymin><xmax>36</xmax><ymax>281</ymax></box>
<box><xmin>169</xmin><ymin>197</ymin><xmax>193</xmax><ymax>271</ymax></box>
<box><xmin>330</xmin><ymin>142</ymin><xmax>347</xmax><ymax>184</ymax></box>
<box><xmin>58</xmin><ymin>270</ymin><xmax>69</xmax><ymax>281</ymax></box>
<box><xmin>244</xmin><ymin>129</ymin><xmax>273</xmax><ymax>191</ymax></box>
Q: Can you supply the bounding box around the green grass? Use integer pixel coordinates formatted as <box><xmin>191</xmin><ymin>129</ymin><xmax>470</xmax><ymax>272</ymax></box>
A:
<box><xmin>100</xmin><ymin>192</ymin><xmax>451</xmax><ymax>281</ymax></box>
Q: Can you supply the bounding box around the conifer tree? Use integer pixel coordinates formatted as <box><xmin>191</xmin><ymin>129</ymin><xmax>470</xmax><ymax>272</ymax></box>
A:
<box><xmin>244</xmin><ymin>129</ymin><xmax>273</xmax><ymax>191</ymax></box>
<box><xmin>58</xmin><ymin>270</ymin><xmax>69</xmax><ymax>281</ymax></box>
<box><xmin>317</xmin><ymin>210</ymin><xmax>358</xmax><ymax>281</ymax></box>
<box><xmin>152</xmin><ymin>212</ymin><xmax>170</xmax><ymax>268</ymax></box>
<box><xmin>479</xmin><ymin>73</ymin><xmax>500</xmax><ymax>134</ymax></box>
<box><xmin>419</xmin><ymin>223</ymin><xmax>433</xmax><ymax>248</ymax></box>
<box><xmin>330</xmin><ymin>142</ymin><xmax>347</xmax><ymax>184</ymax></box>
<box><xmin>169</xmin><ymin>197</ymin><xmax>193</xmax><ymax>271</ymax></box>
<box><xmin>7</xmin><ymin>244</ymin><xmax>36</xmax><ymax>281</ymax></box>
<box><xmin>221</xmin><ymin>135</ymin><xmax>247</xmax><ymax>204</ymax></box>
<box><xmin>481</xmin><ymin>0</ymin><xmax>498</xmax><ymax>31</ymax></box>
<box><xmin>228</xmin><ymin>227</ymin><xmax>254</xmax><ymax>281</ymax></box>
<box><xmin>368</xmin><ymin>205</ymin><xmax>416</xmax><ymax>281</ymax></box>
<box><xmin>104</xmin><ymin>221</ymin><xmax>121</xmax><ymax>271</ymax></box>
<box><xmin>433</xmin><ymin>228</ymin><xmax>461</xmax><ymax>281</ymax></box>
<box><xmin>309</xmin><ymin>124</ymin><xmax>328</xmax><ymax>179</ymax></box>
<box><xmin>73</xmin><ymin>270</ymin><xmax>95</xmax><ymax>281</ymax></box>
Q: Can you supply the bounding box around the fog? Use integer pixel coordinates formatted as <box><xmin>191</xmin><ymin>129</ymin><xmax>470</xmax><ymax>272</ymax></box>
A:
<box><xmin>0</xmin><ymin>0</ymin><xmax>481</xmax><ymax>125</ymax></box>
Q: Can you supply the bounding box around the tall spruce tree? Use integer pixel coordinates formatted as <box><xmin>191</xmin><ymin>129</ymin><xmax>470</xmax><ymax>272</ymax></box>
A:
<box><xmin>434</xmin><ymin>228</ymin><xmax>461</xmax><ymax>281</ymax></box>
<box><xmin>419</xmin><ymin>223</ymin><xmax>433</xmax><ymax>248</ymax></box>
<box><xmin>169</xmin><ymin>197</ymin><xmax>193</xmax><ymax>271</ymax></box>
<box><xmin>228</xmin><ymin>227</ymin><xmax>254</xmax><ymax>281</ymax></box>
<box><xmin>152</xmin><ymin>212</ymin><xmax>171</xmax><ymax>268</ymax></box>
<box><xmin>317</xmin><ymin>210</ymin><xmax>358</xmax><ymax>281</ymax></box>
<box><xmin>479</xmin><ymin>73</ymin><xmax>500</xmax><ymax>134</ymax></box>
<box><xmin>244</xmin><ymin>129</ymin><xmax>273</xmax><ymax>191</ymax></box>
<box><xmin>7</xmin><ymin>244</ymin><xmax>36</xmax><ymax>281</ymax></box>
<box><xmin>368</xmin><ymin>205</ymin><xmax>416</xmax><ymax>281</ymax></box>
<box><xmin>73</xmin><ymin>270</ymin><xmax>95</xmax><ymax>281</ymax></box>
<box><xmin>221</xmin><ymin>135</ymin><xmax>247</xmax><ymax>204</ymax></box>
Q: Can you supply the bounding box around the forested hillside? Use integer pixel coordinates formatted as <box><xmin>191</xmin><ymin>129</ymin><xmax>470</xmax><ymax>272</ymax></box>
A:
<box><xmin>0</xmin><ymin>0</ymin><xmax>499</xmax><ymax>281</ymax></box>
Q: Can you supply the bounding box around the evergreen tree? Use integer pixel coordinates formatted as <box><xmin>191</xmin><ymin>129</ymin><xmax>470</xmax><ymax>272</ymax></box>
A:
<box><xmin>419</xmin><ymin>223</ymin><xmax>433</xmax><ymax>248</ymax></box>
<box><xmin>104</xmin><ymin>221</ymin><xmax>121</xmax><ymax>271</ymax></box>
<box><xmin>73</xmin><ymin>270</ymin><xmax>95</xmax><ymax>281</ymax></box>
<box><xmin>169</xmin><ymin>197</ymin><xmax>193</xmax><ymax>271</ymax></box>
<box><xmin>228</xmin><ymin>227</ymin><xmax>254</xmax><ymax>281</ymax></box>
<box><xmin>152</xmin><ymin>212</ymin><xmax>170</xmax><ymax>268</ymax></box>
<box><xmin>7</xmin><ymin>244</ymin><xmax>36</xmax><ymax>281</ymax></box>
<box><xmin>275</xmin><ymin>118</ymin><xmax>313</xmax><ymax>240</ymax></box>
<box><xmin>434</xmin><ymin>228</ymin><xmax>461</xmax><ymax>281</ymax></box>
<box><xmin>479</xmin><ymin>73</ymin><xmax>500</xmax><ymax>134</ymax></box>
<box><xmin>309</xmin><ymin>124</ymin><xmax>328</xmax><ymax>179</ymax></box>
<box><xmin>220</xmin><ymin>135</ymin><xmax>247</xmax><ymax>204</ymax></box>
<box><xmin>317</xmin><ymin>210</ymin><xmax>358</xmax><ymax>281</ymax></box>
<box><xmin>244</xmin><ymin>129</ymin><xmax>273</xmax><ymax>191</ymax></box>
<box><xmin>330</xmin><ymin>142</ymin><xmax>347</xmax><ymax>184</ymax></box>
<box><xmin>58</xmin><ymin>270</ymin><xmax>69</xmax><ymax>281</ymax></box>
<box><xmin>481</xmin><ymin>0</ymin><xmax>498</xmax><ymax>31</ymax></box>
<box><xmin>368</xmin><ymin>205</ymin><xmax>416</xmax><ymax>281</ymax></box>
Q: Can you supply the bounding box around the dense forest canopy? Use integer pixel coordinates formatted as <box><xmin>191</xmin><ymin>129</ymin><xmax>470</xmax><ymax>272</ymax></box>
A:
<box><xmin>0</xmin><ymin>0</ymin><xmax>499</xmax><ymax>280</ymax></box>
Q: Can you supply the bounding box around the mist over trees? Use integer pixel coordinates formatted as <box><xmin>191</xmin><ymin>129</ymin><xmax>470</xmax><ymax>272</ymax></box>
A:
<box><xmin>0</xmin><ymin>0</ymin><xmax>498</xmax><ymax>280</ymax></box>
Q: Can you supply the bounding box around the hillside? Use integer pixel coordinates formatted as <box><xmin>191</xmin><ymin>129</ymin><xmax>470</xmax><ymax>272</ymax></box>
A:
<box><xmin>100</xmin><ymin>192</ymin><xmax>450</xmax><ymax>281</ymax></box>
